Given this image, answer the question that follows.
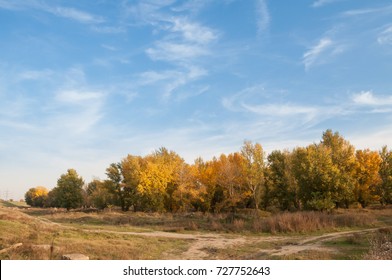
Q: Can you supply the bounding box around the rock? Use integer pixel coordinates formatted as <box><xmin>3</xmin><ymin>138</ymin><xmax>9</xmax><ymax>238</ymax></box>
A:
<box><xmin>31</xmin><ymin>244</ymin><xmax>52</xmax><ymax>250</ymax></box>
<box><xmin>62</xmin><ymin>253</ymin><xmax>89</xmax><ymax>260</ymax></box>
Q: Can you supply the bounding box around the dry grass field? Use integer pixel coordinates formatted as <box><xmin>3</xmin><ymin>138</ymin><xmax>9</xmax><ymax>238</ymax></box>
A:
<box><xmin>0</xmin><ymin>200</ymin><xmax>391</xmax><ymax>260</ymax></box>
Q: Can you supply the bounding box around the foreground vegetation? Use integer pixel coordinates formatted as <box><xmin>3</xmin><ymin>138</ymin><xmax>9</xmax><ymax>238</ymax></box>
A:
<box><xmin>1</xmin><ymin>202</ymin><xmax>391</xmax><ymax>260</ymax></box>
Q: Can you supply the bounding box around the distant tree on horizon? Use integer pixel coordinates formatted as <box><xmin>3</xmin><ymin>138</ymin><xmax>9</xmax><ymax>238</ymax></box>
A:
<box><xmin>24</xmin><ymin>186</ymin><xmax>48</xmax><ymax>207</ymax></box>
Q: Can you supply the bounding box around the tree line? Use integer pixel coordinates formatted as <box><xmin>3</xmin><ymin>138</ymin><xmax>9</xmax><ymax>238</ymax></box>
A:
<box><xmin>25</xmin><ymin>130</ymin><xmax>392</xmax><ymax>212</ymax></box>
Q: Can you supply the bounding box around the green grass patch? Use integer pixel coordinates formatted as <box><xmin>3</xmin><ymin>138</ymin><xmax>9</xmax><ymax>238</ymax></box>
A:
<box><xmin>322</xmin><ymin>234</ymin><xmax>370</xmax><ymax>260</ymax></box>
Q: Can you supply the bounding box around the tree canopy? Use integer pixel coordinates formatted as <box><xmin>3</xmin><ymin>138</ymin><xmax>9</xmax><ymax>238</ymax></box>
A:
<box><xmin>25</xmin><ymin>131</ymin><xmax>392</xmax><ymax>212</ymax></box>
<box><xmin>47</xmin><ymin>169</ymin><xmax>85</xmax><ymax>210</ymax></box>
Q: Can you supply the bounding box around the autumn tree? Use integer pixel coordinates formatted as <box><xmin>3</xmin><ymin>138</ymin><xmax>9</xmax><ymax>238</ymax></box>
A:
<box><xmin>153</xmin><ymin>148</ymin><xmax>187</xmax><ymax>212</ymax></box>
<box><xmin>241</xmin><ymin>141</ymin><xmax>266</xmax><ymax>210</ymax></box>
<box><xmin>214</xmin><ymin>153</ymin><xmax>246</xmax><ymax>214</ymax></box>
<box><xmin>320</xmin><ymin>129</ymin><xmax>357</xmax><ymax>208</ymax></box>
<box><xmin>133</xmin><ymin>148</ymin><xmax>183</xmax><ymax>212</ymax></box>
<box><xmin>190</xmin><ymin>157</ymin><xmax>220</xmax><ymax>212</ymax></box>
<box><xmin>165</xmin><ymin>162</ymin><xmax>201</xmax><ymax>212</ymax></box>
<box><xmin>354</xmin><ymin>149</ymin><xmax>382</xmax><ymax>207</ymax></box>
<box><xmin>183</xmin><ymin>158</ymin><xmax>210</xmax><ymax>212</ymax></box>
<box><xmin>50</xmin><ymin>169</ymin><xmax>85</xmax><ymax>210</ymax></box>
<box><xmin>378</xmin><ymin>146</ymin><xmax>392</xmax><ymax>205</ymax></box>
<box><xmin>24</xmin><ymin>186</ymin><xmax>48</xmax><ymax>207</ymax></box>
<box><xmin>45</xmin><ymin>130</ymin><xmax>392</xmax><ymax>213</ymax></box>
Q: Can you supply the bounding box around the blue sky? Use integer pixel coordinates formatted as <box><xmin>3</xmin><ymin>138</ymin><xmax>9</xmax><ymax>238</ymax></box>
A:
<box><xmin>1</xmin><ymin>0</ymin><xmax>392</xmax><ymax>199</ymax></box>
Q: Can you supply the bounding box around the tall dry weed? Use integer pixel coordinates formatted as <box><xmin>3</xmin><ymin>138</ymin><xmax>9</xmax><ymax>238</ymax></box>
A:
<box><xmin>260</xmin><ymin>211</ymin><xmax>376</xmax><ymax>234</ymax></box>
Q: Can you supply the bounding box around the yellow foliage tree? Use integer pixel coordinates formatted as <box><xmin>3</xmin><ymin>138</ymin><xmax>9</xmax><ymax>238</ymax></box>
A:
<box><xmin>354</xmin><ymin>149</ymin><xmax>382</xmax><ymax>207</ymax></box>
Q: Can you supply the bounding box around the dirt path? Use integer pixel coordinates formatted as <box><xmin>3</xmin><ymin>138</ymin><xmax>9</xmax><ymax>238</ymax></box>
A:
<box><xmin>86</xmin><ymin>229</ymin><xmax>249</xmax><ymax>259</ymax></box>
<box><xmin>255</xmin><ymin>228</ymin><xmax>389</xmax><ymax>257</ymax></box>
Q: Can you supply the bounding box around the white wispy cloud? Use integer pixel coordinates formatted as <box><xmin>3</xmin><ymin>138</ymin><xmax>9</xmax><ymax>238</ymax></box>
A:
<box><xmin>0</xmin><ymin>119</ymin><xmax>37</xmax><ymax>131</ymax></box>
<box><xmin>92</xmin><ymin>26</ymin><xmax>126</xmax><ymax>34</ymax></box>
<box><xmin>175</xmin><ymin>85</ymin><xmax>210</xmax><ymax>101</ymax></box>
<box><xmin>0</xmin><ymin>0</ymin><xmax>21</xmax><ymax>10</ymax></box>
<box><xmin>146</xmin><ymin>17</ymin><xmax>218</xmax><ymax>63</ymax></box>
<box><xmin>171</xmin><ymin>18</ymin><xmax>217</xmax><ymax>44</ymax></box>
<box><xmin>17</xmin><ymin>69</ymin><xmax>53</xmax><ymax>81</ymax></box>
<box><xmin>101</xmin><ymin>44</ymin><xmax>118</xmax><ymax>51</ymax></box>
<box><xmin>48</xmin><ymin>6</ymin><xmax>104</xmax><ymax>24</ymax></box>
<box><xmin>342</xmin><ymin>8</ymin><xmax>380</xmax><ymax>17</ymax></box>
<box><xmin>137</xmin><ymin>66</ymin><xmax>207</xmax><ymax>99</ymax></box>
<box><xmin>221</xmin><ymin>85</ymin><xmax>268</xmax><ymax>112</ymax></box>
<box><xmin>123</xmin><ymin>1</ymin><xmax>219</xmax><ymax>64</ymax></box>
<box><xmin>122</xmin><ymin>1</ymin><xmax>218</xmax><ymax>104</ymax></box>
<box><xmin>312</xmin><ymin>0</ymin><xmax>342</xmax><ymax>8</ymax></box>
<box><xmin>378</xmin><ymin>25</ymin><xmax>392</xmax><ymax>45</ymax></box>
<box><xmin>352</xmin><ymin>91</ymin><xmax>392</xmax><ymax>106</ymax></box>
<box><xmin>303</xmin><ymin>37</ymin><xmax>345</xmax><ymax>70</ymax></box>
<box><xmin>0</xmin><ymin>96</ymin><xmax>34</xmax><ymax>120</ymax></box>
<box><xmin>123</xmin><ymin>0</ymin><xmax>176</xmax><ymax>25</ymax></box>
<box><xmin>222</xmin><ymin>85</ymin><xmax>320</xmax><ymax>119</ymax></box>
<box><xmin>1</xmin><ymin>66</ymin><xmax>108</xmax><ymax>140</ymax></box>
<box><xmin>221</xmin><ymin>85</ymin><xmax>358</xmax><ymax>138</ymax></box>
<box><xmin>341</xmin><ymin>5</ymin><xmax>392</xmax><ymax>17</ymax></box>
<box><xmin>0</xmin><ymin>0</ymin><xmax>104</xmax><ymax>24</ymax></box>
<box><xmin>256</xmin><ymin>0</ymin><xmax>270</xmax><ymax>35</ymax></box>
<box><xmin>242</xmin><ymin>103</ymin><xmax>318</xmax><ymax>116</ymax></box>
<box><xmin>56</xmin><ymin>90</ymin><xmax>104</xmax><ymax>104</ymax></box>
<box><xmin>225</xmin><ymin>99</ymin><xmax>326</xmax><ymax>127</ymax></box>
<box><xmin>303</xmin><ymin>38</ymin><xmax>332</xmax><ymax>69</ymax></box>
<box><xmin>170</xmin><ymin>0</ymin><xmax>209</xmax><ymax>14</ymax></box>
<box><xmin>146</xmin><ymin>42</ymin><xmax>209</xmax><ymax>62</ymax></box>
<box><xmin>47</xmin><ymin>89</ymin><xmax>105</xmax><ymax>134</ymax></box>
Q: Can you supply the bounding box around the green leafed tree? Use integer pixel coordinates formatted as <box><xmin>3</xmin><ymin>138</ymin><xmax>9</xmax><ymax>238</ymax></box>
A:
<box><xmin>50</xmin><ymin>169</ymin><xmax>85</xmax><ymax>210</ymax></box>
<box><xmin>106</xmin><ymin>161</ymin><xmax>137</xmax><ymax>211</ymax></box>
<box><xmin>87</xmin><ymin>179</ymin><xmax>117</xmax><ymax>210</ymax></box>
<box><xmin>267</xmin><ymin>150</ymin><xmax>299</xmax><ymax>211</ymax></box>
<box><xmin>292</xmin><ymin>144</ymin><xmax>339</xmax><ymax>211</ymax></box>
<box><xmin>378</xmin><ymin>146</ymin><xmax>392</xmax><ymax>205</ymax></box>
